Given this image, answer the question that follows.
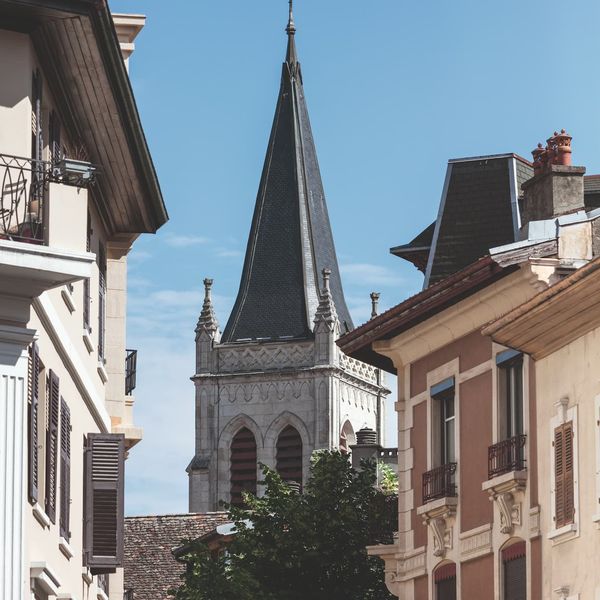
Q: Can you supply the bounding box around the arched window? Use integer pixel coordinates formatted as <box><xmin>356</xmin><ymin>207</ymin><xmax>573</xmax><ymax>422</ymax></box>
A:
<box><xmin>339</xmin><ymin>421</ymin><xmax>356</xmax><ymax>454</ymax></box>
<box><xmin>276</xmin><ymin>426</ymin><xmax>303</xmax><ymax>488</ymax></box>
<box><xmin>502</xmin><ymin>540</ymin><xmax>526</xmax><ymax>600</ymax></box>
<box><xmin>434</xmin><ymin>562</ymin><xmax>456</xmax><ymax>600</ymax></box>
<box><xmin>230</xmin><ymin>427</ymin><xmax>257</xmax><ymax>507</ymax></box>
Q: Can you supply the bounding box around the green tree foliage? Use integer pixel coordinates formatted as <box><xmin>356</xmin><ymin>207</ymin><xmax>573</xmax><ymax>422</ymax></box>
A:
<box><xmin>172</xmin><ymin>451</ymin><xmax>396</xmax><ymax>600</ymax></box>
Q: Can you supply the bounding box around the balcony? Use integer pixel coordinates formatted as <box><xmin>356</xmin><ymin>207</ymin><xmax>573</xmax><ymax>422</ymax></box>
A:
<box><xmin>488</xmin><ymin>434</ymin><xmax>526</xmax><ymax>479</ymax></box>
<box><xmin>125</xmin><ymin>348</ymin><xmax>137</xmax><ymax>395</ymax></box>
<box><xmin>422</xmin><ymin>463</ymin><xmax>457</xmax><ymax>504</ymax></box>
<box><xmin>0</xmin><ymin>153</ymin><xmax>95</xmax><ymax>245</ymax></box>
<box><xmin>97</xmin><ymin>573</ymin><xmax>109</xmax><ymax>598</ymax></box>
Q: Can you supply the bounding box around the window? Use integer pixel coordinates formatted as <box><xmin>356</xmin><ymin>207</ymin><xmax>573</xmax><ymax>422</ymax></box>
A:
<box><xmin>434</xmin><ymin>563</ymin><xmax>456</xmax><ymax>600</ymax></box>
<box><xmin>554</xmin><ymin>421</ymin><xmax>574</xmax><ymax>528</ymax></box>
<box><xmin>497</xmin><ymin>351</ymin><xmax>523</xmax><ymax>440</ymax></box>
<box><xmin>83</xmin><ymin>212</ymin><xmax>92</xmax><ymax>333</ymax></box>
<box><xmin>98</xmin><ymin>245</ymin><xmax>106</xmax><ymax>362</ymax></box>
<box><xmin>230</xmin><ymin>428</ymin><xmax>257</xmax><ymax>507</ymax></box>
<box><xmin>339</xmin><ymin>420</ymin><xmax>355</xmax><ymax>455</ymax></box>
<box><xmin>432</xmin><ymin>378</ymin><xmax>455</xmax><ymax>467</ymax></box>
<box><xmin>502</xmin><ymin>541</ymin><xmax>526</xmax><ymax>600</ymax></box>
<box><xmin>276</xmin><ymin>426</ymin><xmax>302</xmax><ymax>489</ymax></box>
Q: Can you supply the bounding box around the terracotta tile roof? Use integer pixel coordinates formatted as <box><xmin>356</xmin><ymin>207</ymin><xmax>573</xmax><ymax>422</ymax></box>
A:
<box><xmin>124</xmin><ymin>512</ymin><xmax>230</xmax><ymax>599</ymax></box>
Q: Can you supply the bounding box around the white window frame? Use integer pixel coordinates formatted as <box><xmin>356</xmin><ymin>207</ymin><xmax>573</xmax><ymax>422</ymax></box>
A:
<box><xmin>548</xmin><ymin>398</ymin><xmax>579</xmax><ymax>542</ymax></box>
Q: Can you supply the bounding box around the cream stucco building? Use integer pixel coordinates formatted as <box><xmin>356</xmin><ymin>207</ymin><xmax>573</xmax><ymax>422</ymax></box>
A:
<box><xmin>0</xmin><ymin>3</ymin><xmax>167</xmax><ymax>599</ymax></box>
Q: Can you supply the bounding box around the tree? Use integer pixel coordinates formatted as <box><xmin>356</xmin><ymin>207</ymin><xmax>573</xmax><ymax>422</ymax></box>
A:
<box><xmin>172</xmin><ymin>451</ymin><xmax>396</xmax><ymax>600</ymax></box>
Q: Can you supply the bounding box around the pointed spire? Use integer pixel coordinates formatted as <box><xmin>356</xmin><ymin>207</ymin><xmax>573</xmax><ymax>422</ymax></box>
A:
<box><xmin>285</xmin><ymin>0</ymin><xmax>298</xmax><ymax>70</ymax></box>
<box><xmin>314</xmin><ymin>268</ymin><xmax>339</xmax><ymax>329</ymax></box>
<box><xmin>196</xmin><ymin>278</ymin><xmax>219</xmax><ymax>339</ymax></box>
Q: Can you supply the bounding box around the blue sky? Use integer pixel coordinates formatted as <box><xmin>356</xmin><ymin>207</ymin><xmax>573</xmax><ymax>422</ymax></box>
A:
<box><xmin>111</xmin><ymin>0</ymin><xmax>600</xmax><ymax>515</ymax></box>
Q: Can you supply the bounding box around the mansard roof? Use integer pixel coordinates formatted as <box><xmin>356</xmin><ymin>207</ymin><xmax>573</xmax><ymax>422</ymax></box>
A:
<box><xmin>221</xmin><ymin>8</ymin><xmax>353</xmax><ymax>343</ymax></box>
<box><xmin>392</xmin><ymin>154</ymin><xmax>533</xmax><ymax>287</ymax></box>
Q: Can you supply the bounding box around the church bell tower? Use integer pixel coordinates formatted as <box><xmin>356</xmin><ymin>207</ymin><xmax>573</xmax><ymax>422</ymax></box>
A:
<box><xmin>188</xmin><ymin>4</ymin><xmax>389</xmax><ymax>512</ymax></box>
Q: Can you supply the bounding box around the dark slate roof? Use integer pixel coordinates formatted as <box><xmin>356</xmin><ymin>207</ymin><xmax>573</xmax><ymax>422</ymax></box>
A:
<box><xmin>124</xmin><ymin>513</ymin><xmax>230</xmax><ymax>600</ymax></box>
<box><xmin>424</xmin><ymin>154</ymin><xmax>533</xmax><ymax>287</ymax></box>
<box><xmin>390</xmin><ymin>221</ymin><xmax>435</xmax><ymax>273</ymax></box>
<box><xmin>221</xmin><ymin>16</ymin><xmax>353</xmax><ymax>343</ymax></box>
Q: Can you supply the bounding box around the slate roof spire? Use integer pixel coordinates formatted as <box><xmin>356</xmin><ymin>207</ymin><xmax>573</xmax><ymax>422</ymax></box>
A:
<box><xmin>222</xmin><ymin>5</ymin><xmax>353</xmax><ymax>343</ymax></box>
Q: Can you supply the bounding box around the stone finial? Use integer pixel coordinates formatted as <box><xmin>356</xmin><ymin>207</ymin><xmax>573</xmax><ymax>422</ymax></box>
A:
<box><xmin>313</xmin><ymin>268</ymin><xmax>338</xmax><ymax>328</ymax></box>
<box><xmin>370</xmin><ymin>292</ymin><xmax>380</xmax><ymax>319</ymax></box>
<box><xmin>286</xmin><ymin>0</ymin><xmax>296</xmax><ymax>35</ymax></box>
<box><xmin>195</xmin><ymin>277</ymin><xmax>219</xmax><ymax>338</ymax></box>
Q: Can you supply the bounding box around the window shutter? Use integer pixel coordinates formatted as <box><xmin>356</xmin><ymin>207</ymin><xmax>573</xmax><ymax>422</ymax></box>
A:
<box><xmin>27</xmin><ymin>343</ymin><xmax>40</xmax><ymax>503</ymax></box>
<box><xmin>59</xmin><ymin>398</ymin><xmax>71</xmax><ymax>540</ymax></box>
<box><xmin>554</xmin><ymin>421</ymin><xmax>574</xmax><ymax>528</ymax></box>
<box><xmin>45</xmin><ymin>370</ymin><xmax>59</xmax><ymax>522</ymax></box>
<box><xmin>84</xmin><ymin>433</ymin><xmax>125</xmax><ymax>574</ymax></box>
<box><xmin>49</xmin><ymin>110</ymin><xmax>61</xmax><ymax>165</ymax></box>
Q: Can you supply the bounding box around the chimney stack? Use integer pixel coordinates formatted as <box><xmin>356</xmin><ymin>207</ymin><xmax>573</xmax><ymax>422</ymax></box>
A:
<box><xmin>111</xmin><ymin>14</ymin><xmax>146</xmax><ymax>73</ymax></box>
<box><xmin>521</xmin><ymin>129</ymin><xmax>585</xmax><ymax>230</ymax></box>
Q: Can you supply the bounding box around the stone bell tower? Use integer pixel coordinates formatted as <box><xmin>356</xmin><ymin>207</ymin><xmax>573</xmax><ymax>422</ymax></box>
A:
<box><xmin>187</xmin><ymin>4</ymin><xmax>389</xmax><ymax>512</ymax></box>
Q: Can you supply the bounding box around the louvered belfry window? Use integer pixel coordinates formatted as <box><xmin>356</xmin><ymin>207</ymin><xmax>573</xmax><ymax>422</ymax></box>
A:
<box><xmin>276</xmin><ymin>426</ymin><xmax>303</xmax><ymax>488</ymax></box>
<box><xmin>59</xmin><ymin>399</ymin><xmax>71</xmax><ymax>540</ymax></box>
<box><xmin>27</xmin><ymin>343</ymin><xmax>41</xmax><ymax>503</ymax></box>
<box><xmin>84</xmin><ymin>433</ymin><xmax>125</xmax><ymax>574</ymax></box>
<box><xmin>45</xmin><ymin>370</ymin><xmax>60</xmax><ymax>523</ymax></box>
<box><xmin>554</xmin><ymin>421</ymin><xmax>575</xmax><ymax>528</ymax></box>
<box><xmin>230</xmin><ymin>428</ymin><xmax>257</xmax><ymax>507</ymax></box>
<box><xmin>502</xmin><ymin>541</ymin><xmax>526</xmax><ymax>600</ymax></box>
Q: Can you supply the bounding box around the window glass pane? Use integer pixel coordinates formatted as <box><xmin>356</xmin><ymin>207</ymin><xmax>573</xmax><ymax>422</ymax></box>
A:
<box><xmin>436</xmin><ymin>577</ymin><xmax>457</xmax><ymax>600</ymax></box>
<box><xmin>445</xmin><ymin>419</ymin><xmax>455</xmax><ymax>463</ymax></box>
<box><xmin>504</xmin><ymin>555</ymin><xmax>526</xmax><ymax>600</ymax></box>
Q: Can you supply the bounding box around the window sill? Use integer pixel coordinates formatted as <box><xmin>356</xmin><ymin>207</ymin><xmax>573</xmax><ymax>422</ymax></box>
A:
<box><xmin>82</xmin><ymin>568</ymin><xmax>93</xmax><ymax>586</ymax></box>
<box><xmin>32</xmin><ymin>503</ymin><xmax>51</xmax><ymax>528</ymax></box>
<box><xmin>97</xmin><ymin>588</ymin><xmax>108</xmax><ymax>600</ymax></box>
<box><xmin>83</xmin><ymin>328</ymin><xmax>94</xmax><ymax>353</ymax></box>
<box><xmin>548</xmin><ymin>523</ymin><xmax>578</xmax><ymax>543</ymax></box>
<box><xmin>59</xmin><ymin>537</ymin><xmax>74</xmax><ymax>559</ymax></box>
<box><xmin>97</xmin><ymin>361</ymin><xmax>108</xmax><ymax>383</ymax></box>
<box><xmin>61</xmin><ymin>288</ymin><xmax>76</xmax><ymax>313</ymax></box>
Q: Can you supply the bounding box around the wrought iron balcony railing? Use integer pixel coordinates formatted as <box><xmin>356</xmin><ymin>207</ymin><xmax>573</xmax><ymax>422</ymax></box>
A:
<box><xmin>125</xmin><ymin>349</ymin><xmax>137</xmax><ymax>395</ymax></box>
<box><xmin>488</xmin><ymin>434</ymin><xmax>527</xmax><ymax>479</ymax></box>
<box><xmin>0</xmin><ymin>152</ymin><xmax>96</xmax><ymax>245</ymax></box>
<box><xmin>422</xmin><ymin>463</ymin><xmax>457</xmax><ymax>504</ymax></box>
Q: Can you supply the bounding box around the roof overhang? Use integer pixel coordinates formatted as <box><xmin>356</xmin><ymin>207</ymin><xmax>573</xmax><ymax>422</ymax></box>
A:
<box><xmin>482</xmin><ymin>257</ymin><xmax>600</xmax><ymax>360</ymax></box>
<box><xmin>0</xmin><ymin>0</ymin><xmax>168</xmax><ymax>235</ymax></box>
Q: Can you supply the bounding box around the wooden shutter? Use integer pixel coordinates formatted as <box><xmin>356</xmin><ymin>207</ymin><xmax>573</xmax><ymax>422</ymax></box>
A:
<box><xmin>84</xmin><ymin>433</ymin><xmax>125</xmax><ymax>574</ymax></box>
<box><xmin>27</xmin><ymin>343</ymin><xmax>40</xmax><ymax>503</ymax></box>
<box><xmin>554</xmin><ymin>422</ymin><xmax>575</xmax><ymax>528</ymax></box>
<box><xmin>45</xmin><ymin>370</ymin><xmax>59</xmax><ymax>522</ymax></box>
<box><xmin>276</xmin><ymin>426</ymin><xmax>303</xmax><ymax>488</ymax></box>
<box><xmin>230</xmin><ymin>427</ymin><xmax>257</xmax><ymax>507</ymax></box>
<box><xmin>59</xmin><ymin>399</ymin><xmax>71</xmax><ymax>540</ymax></box>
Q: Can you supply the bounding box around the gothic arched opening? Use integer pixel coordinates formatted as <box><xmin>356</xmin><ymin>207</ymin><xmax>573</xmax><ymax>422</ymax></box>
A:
<box><xmin>230</xmin><ymin>427</ymin><xmax>257</xmax><ymax>506</ymax></box>
<box><xmin>276</xmin><ymin>425</ymin><xmax>303</xmax><ymax>489</ymax></box>
<box><xmin>339</xmin><ymin>420</ymin><xmax>356</xmax><ymax>455</ymax></box>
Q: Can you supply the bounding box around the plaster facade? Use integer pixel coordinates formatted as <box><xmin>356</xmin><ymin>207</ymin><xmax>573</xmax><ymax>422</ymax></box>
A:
<box><xmin>0</xmin><ymin>8</ymin><xmax>166</xmax><ymax>600</ymax></box>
